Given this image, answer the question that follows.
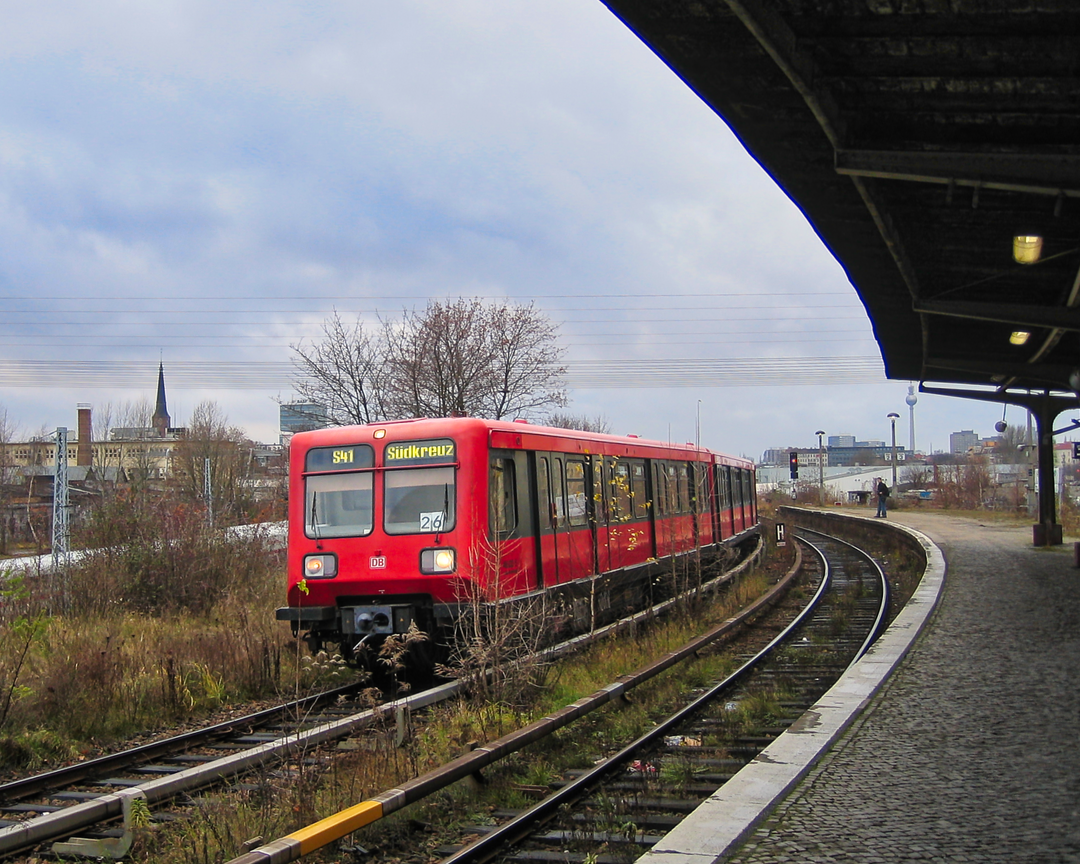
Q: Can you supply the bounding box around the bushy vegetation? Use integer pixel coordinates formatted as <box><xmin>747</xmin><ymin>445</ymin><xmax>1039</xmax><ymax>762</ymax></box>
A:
<box><xmin>0</xmin><ymin>489</ymin><xmax>314</xmax><ymax>768</ymax></box>
<box><xmin>127</xmin><ymin>563</ymin><xmax>776</xmax><ymax>864</ymax></box>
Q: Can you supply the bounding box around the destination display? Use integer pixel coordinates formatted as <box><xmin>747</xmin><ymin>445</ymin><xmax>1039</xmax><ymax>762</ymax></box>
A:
<box><xmin>305</xmin><ymin>444</ymin><xmax>375</xmax><ymax>472</ymax></box>
<box><xmin>384</xmin><ymin>438</ymin><xmax>456</xmax><ymax>466</ymax></box>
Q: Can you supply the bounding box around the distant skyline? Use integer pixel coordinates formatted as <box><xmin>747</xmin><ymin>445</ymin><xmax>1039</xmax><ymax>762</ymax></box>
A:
<box><xmin>7</xmin><ymin>361</ymin><xmax>1035</xmax><ymax>463</ymax></box>
<box><xmin>0</xmin><ymin>2</ymin><xmax>1067</xmax><ymax>459</ymax></box>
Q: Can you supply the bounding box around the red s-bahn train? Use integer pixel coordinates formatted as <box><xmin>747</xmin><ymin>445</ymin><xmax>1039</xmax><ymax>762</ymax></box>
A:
<box><xmin>277</xmin><ymin>417</ymin><xmax>757</xmax><ymax>663</ymax></box>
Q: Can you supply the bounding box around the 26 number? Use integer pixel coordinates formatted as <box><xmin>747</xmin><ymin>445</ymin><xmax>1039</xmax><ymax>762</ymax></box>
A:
<box><xmin>419</xmin><ymin>511</ymin><xmax>446</xmax><ymax>532</ymax></box>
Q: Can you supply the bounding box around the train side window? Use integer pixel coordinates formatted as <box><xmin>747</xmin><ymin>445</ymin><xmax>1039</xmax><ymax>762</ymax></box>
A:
<box><xmin>677</xmin><ymin>463</ymin><xmax>690</xmax><ymax>513</ymax></box>
<box><xmin>667</xmin><ymin>464</ymin><xmax>680</xmax><ymax>514</ymax></box>
<box><xmin>613</xmin><ymin>460</ymin><xmax>631</xmax><ymax>522</ymax></box>
<box><xmin>537</xmin><ymin>456</ymin><xmax>551</xmax><ymax>530</ymax></box>
<box><xmin>693</xmin><ymin>463</ymin><xmax>708</xmax><ymax>514</ymax></box>
<box><xmin>652</xmin><ymin>462</ymin><xmax>666</xmax><ymax>516</ymax></box>
<box><xmin>592</xmin><ymin>459</ymin><xmax>607</xmax><ymax>525</ymax></box>
<box><xmin>652</xmin><ymin>463</ymin><xmax>663</xmax><ymax>516</ymax></box>
<box><xmin>566</xmin><ymin>460</ymin><xmax>588</xmax><ymax>527</ymax></box>
<box><xmin>631</xmin><ymin>461</ymin><xmax>648</xmax><ymax>518</ymax></box>
<box><xmin>719</xmin><ymin>466</ymin><xmax>731</xmax><ymax>510</ymax></box>
<box><xmin>490</xmin><ymin>458</ymin><xmax>517</xmax><ymax>537</ymax></box>
<box><xmin>552</xmin><ymin>457</ymin><xmax>566</xmax><ymax>527</ymax></box>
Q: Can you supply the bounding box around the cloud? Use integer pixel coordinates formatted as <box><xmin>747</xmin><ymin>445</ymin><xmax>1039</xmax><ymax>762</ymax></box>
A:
<box><xmin>0</xmin><ymin>1</ymin><xmax>1029</xmax><ymax>459</ymax></box>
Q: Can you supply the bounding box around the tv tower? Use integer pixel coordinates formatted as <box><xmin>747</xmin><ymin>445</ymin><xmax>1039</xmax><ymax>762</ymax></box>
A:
<box><xmin>906</xmin><ymin>383</ymin><xmax>918</xmax><ymax>454</ymax></box>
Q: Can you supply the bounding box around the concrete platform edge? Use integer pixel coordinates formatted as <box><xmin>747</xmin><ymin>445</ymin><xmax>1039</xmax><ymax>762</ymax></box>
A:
<box><xmin>636</xmin><ymin>516</ymin><xmax>947</xmax><ymax>864</ymax></box>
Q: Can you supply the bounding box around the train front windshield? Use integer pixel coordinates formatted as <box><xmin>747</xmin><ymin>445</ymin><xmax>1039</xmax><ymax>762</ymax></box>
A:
<box><xmin>385</xmin><ymin>467</ymin><xmax>456</xmax><ymax>534</ymax></box>
<box><xmin>304</xmin><ymin>444</ymin><xmax>375</xmax><ymax>539</ymax></box>
<box><xmin>383</xmin><ymin>437</ymin><xmax>457</xmax><ymax>535</ymax></box>
<box><xmin>306</xmin><ymin>473</ymin><xmax>374</xmax><ymax>538</ymax></box>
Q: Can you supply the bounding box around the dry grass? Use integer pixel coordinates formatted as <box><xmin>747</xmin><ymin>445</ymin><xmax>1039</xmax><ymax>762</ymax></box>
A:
<box><xmin>80</xmin><ymin>556</ymin><xmax>774</xmax><ymax>863</ymax></box>
<box><xmin>0</xmin><ymin>503</ymin><xmax>326</xmax><ymax>768</ymax></box>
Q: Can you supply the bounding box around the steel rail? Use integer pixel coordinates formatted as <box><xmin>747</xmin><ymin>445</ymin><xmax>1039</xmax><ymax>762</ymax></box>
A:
<box><xmin>226</xmin><ymin>538</ymin><xmax>799</xmax><ymax>864</ymax></box>
<box><xmin>0</xmin><ymin>680</ymin><xmax>365</xmax><ymax>804</ymax></box>
<box><xmin>0</xmin><ymin>681</ymin><xmax>464</xmax><ymax>857</ymax></box>
<box><xmin>0</xmin><ymin>538</ymin><xmax>761</xmax><ymax>858</ymax></box>
<box><xmin>796</xmin><ymin>526</ymin><xmax>891</xmax><ymax>665</ymax></box>
<box><xmin>435</xmin><ymin>539</ymin><xmax>831</xmax><ymax>864</ymax></box>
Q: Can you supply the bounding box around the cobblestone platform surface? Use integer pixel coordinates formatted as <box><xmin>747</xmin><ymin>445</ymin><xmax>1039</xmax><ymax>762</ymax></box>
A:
<box><xmin>726</xmin><ymin>512</ymin><xmax>1080</xmax><ymax>864</ymax></box>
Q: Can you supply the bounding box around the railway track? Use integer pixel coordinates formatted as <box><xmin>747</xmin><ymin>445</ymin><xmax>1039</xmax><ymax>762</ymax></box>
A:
<box><xmin>0</xmin><ymin>539</ymin><xmax>768</xmax><ymax>860</ymax></box>
<box><xmin>225</xmin><ymin>527</ymin><xmax>892</xmax><ymax>864</ymax></box>
<box><xmin>430</xmin><ymin>528</ymin><xmax>888</xmax><ymax>864</ymax></box>
<box><xmin>0</xmin><ymin>677</ymin><xmax>465</xmax><ymax>859</ymax></box>
<box><xmin>0</xmin><ymin>526</ymin><xmax>897</xmax><ymax>864</ymax></box>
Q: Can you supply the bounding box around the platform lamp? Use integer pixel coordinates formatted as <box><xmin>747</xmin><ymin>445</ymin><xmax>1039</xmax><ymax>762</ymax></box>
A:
<box><xmin>815</xmin><ymin>430</ymin><xmax>825</xmax><ymax>504</ymax></box>
<box><xmin>888</xmin><ymin>412</ymin><xmax>900</xmax><ymax>489</ymax></box>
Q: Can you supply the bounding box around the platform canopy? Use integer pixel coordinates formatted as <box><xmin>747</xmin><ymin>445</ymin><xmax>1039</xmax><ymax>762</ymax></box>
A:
<box><xmin>600</xmin><ymin>1</ymin><xmax>1080</xmax><ymax>397</ymax></box>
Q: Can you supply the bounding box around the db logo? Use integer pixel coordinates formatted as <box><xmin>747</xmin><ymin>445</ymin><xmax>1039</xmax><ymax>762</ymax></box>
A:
<box><xmin>369</xmin><ymin>556</ymin><xmax>387</xmax><ymax>569</ymax></box>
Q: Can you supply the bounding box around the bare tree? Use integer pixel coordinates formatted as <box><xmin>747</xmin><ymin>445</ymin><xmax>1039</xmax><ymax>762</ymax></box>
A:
<box><xmin>114</xmin><ymin>400</ymin><xmax>157</xmax><ymax>491</ymax></box>
<box><xmin>293</xmin><ymin>299</ymin><xmax>567</xmax><ymax>424</ymax></box>
<box><xmin>171</xmin><ymin>401</ymin><xmax>256</xmax><ymax>522</ymax></box>
<box><xmin>544</xmin><ymin>412</ymin><xmax>611</xmax><ymax>434</ymax></box>
<box><xmin>291</xmin><ymin>311</ymin><xmax>387</xmax><ymax>425</ymax></box>
<box><xmin>482</xmin><ymin>302</ymin><xmax>567</xmax><ymax>420</ymax></box>
<box><xmin>384</xmin><ymin>299</ymin><xmax>497</xmax><ymax>419</ymax></box>
<box><xmin>900</xmin><ymin>463</ymin><xmax>930</xmax><ymax>489</ymax></box>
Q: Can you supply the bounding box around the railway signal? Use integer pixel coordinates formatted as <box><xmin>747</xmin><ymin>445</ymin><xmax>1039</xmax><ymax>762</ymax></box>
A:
<box><xmin>789</xmin><ymin>451</ymin><xmax>799</xmax><ymax>479</ymax></box>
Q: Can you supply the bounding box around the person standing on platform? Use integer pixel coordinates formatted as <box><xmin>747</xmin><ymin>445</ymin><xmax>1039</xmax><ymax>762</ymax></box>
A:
<box><xmin>876</xmin><ymin>478</ymin><xmax>889</xmax><ymax>517</ymax></box>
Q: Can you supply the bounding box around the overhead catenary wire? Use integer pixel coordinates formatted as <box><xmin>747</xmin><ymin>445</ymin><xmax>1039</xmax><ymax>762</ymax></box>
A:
<box><xmin>0</xmin><ymin>357</ymin><xmax>886</xmax><ymax>389</ymax></box>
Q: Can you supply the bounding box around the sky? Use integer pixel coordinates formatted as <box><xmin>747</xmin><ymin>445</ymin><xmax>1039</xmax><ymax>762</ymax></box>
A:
<box><xmin>0</xmin><ymin>1</ymin><xmax>1036</xmax><ymax>461</ymax></box>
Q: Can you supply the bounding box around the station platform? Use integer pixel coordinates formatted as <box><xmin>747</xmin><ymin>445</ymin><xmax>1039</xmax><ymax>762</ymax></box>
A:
<box><xmin>639</xmin><ymin>511</ymin><xmax>1080</xmax><ymax>864</ymax></box>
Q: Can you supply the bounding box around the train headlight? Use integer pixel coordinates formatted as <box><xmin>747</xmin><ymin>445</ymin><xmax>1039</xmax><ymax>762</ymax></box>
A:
<box><xmin>304</xmin><ymin>554</ymin><xmax>337</xmax><ymax>578</ymax></box>
<box><xmin>420</xmin><ymin>547</ymin><xmax>456</xmax><ymax>574</ymax></box>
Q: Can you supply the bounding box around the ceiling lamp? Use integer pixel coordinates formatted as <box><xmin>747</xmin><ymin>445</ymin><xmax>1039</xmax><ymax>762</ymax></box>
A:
<box><xmin>1013</xmin><ymin>235</ymin><xmax>1043</xmax><ymax>264</ymax></box>
<box><xmin>1009</xmin><ymin>330</ymin><xmax>1031</xmax><ymax>346</ymax></box>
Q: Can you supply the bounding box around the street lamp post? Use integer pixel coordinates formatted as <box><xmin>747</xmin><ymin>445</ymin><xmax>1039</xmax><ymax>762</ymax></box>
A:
<box><xmin>815</xmin><ymin>430</ymin><xmax>825</xmax><ymax>504</ymax></box>
<box><xmin>888</xmin><ymin>412</ymin><xmax>900</xmax><ymax>489</ymax></box>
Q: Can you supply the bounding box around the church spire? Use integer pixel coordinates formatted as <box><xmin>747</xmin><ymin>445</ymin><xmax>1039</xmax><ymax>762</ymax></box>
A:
<box><xmin>152</xmin><ymin>361</ymin><xmax>170</xmax><ymax>438</ymax></box>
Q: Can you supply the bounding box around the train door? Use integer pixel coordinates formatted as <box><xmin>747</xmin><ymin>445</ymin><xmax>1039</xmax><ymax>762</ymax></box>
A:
<box><xmin>593</xmin><ymin>456</ymin><xmax>611</xmax><ymax>575</ymax></box>
<box><xmin>731</xmin><ymin>467</ymin><xmax>746</xmax><ymax>533</ymax></box>
<box><xmin>488</xmin><ymin>451</ymin><xmax>535</xmax><ymax>597</ymax></box>
<box><xmin>563</xmin><ymin>456</ymin><xmax>594</xmax><ymax>582</ymax></box>
<box><xmin>743</xmin><ymin>468</ymin><xmax>757</xmax><ymax>528</ymax></box>
<box><xmin>688</xmin><ymin>463</ymin><xmax>700</xmax><ymax>549</ymax></box>
<box><xmin>652</xmin><ymin>461</ymin><xmax>674</xmax><ymax>558</ymax></box>
<box><xmin>627</xmin><ymin>459</ymin><xmax>650</xmax><ymax>567</ymax></box>
<box><xmin>607</xmin><ymin>458</ymin><xmax>635</xmax><ymax>570</ymax></box>
<box><xmin>643</xmin><ymin>459</ymin><xmax>659</xmax><ymax>559</ymax></box>
<box><xmin>675</xmin><ymin>462</ymin><xmax>692</xmax><ymax>551</ymax></box>
<box><xmin>692</xmin><ymin>461</ymin><xmax>713</xmax><ymax>546</ymax></box>
<box><xmin>535</xmin><ymin>453</ymin><xmax>558</xmax><ymax>588</ymax></box>
<box><xmin>716</xmin><ymin>465</ymin><xmax>734</xmax><ymax>539</ymax></box>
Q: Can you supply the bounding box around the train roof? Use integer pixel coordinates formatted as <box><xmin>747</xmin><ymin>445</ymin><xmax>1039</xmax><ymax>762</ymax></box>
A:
<box><xmin>291</xmin><ymin>417</ymin><xmax>753</xmax><ymax>469</ymax></box>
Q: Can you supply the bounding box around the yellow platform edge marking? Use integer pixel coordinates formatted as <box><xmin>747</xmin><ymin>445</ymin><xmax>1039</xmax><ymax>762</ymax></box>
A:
<box><xmin>289</xmin><ymin>800</ymin><xmax>384</xmax><ymax>855</ymax></box>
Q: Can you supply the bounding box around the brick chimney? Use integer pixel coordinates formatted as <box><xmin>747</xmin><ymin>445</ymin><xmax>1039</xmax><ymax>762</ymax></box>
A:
<box><xmin>77</xmin><ymin>403</ymin><xmax>92</xmax><ymax>466</ymax></box>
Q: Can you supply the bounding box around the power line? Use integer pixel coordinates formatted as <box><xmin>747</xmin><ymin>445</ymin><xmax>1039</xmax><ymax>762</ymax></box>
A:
<box><xmin>0</xmin><ymin>314</ymin><xmax>868</xmax><ymax>326</ymax></box>
<box><xmin>0</xmin><ymin>291</ymin><xmax>855</xmax><ymax>302</ymax></box>
<box><xmin>0</xmin><ymin>357</ymin><xmax>885</xmax><ymax>389</ymax></box>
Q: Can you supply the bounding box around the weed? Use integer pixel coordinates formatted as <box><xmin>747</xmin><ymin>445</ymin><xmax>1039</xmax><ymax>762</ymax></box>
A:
<box><xmin>659</xmin><ymin>756</ymin><xmax>699</xmax><ymax>789</ymax></box>
<box><xmin>0</xmin><ymin>728</ymin><xmax>77</xmax><ymax>769</ymax></box>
